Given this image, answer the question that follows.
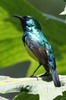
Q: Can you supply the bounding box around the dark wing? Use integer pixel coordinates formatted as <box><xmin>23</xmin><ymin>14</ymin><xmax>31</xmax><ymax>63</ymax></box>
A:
<box><xmin>45</xmin><ymin>42</ymin><xmax>56</xmax><ymax>70</ymax></box>
<box><xmin>25</xmin><ymin>37</ymin><xmax>49</xmax><ymax>72</ymax></box>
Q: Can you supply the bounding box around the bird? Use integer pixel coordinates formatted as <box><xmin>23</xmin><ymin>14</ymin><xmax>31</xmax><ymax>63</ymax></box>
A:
<box><xmin>11</xmin><ymin>15</ymin><xmax>61</xmax><ymax>87</ymax></box>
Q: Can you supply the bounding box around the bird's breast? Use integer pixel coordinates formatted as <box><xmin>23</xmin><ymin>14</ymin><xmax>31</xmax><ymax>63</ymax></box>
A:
<box><xmin>25</xmin><ymin>44</ymin><xmax>38</xmax><ymax>61</ymax></box>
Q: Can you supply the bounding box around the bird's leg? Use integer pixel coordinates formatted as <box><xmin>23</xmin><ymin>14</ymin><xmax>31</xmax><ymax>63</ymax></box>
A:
<box><xmin>30</xmin><ymin>64</ymin><xmax>41</xmax><ymax>77</ymax></box>
<box><xmin>42</xmin><ymin>65</ymin><xmax>50</xmax><ymax>76</ymax></box>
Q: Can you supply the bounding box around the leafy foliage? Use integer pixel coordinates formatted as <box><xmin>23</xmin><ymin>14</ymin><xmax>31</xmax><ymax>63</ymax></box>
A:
<box><xmin>0</xmin><ymin>0</ymin><xmax>66</xmax><ymax>100</ymax></box>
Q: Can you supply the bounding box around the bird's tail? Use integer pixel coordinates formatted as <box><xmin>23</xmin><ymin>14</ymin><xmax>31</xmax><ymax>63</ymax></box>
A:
<box><xmin>51</xmin><ymin>70</ymin><xmax>61</xmax><ymax>87</ymax></box>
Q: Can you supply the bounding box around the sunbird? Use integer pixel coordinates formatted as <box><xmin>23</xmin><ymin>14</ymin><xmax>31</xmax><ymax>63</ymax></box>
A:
<box><xmin>11</xmin><ymin>15</ymin><xmax>61</xmax><ymax>87</ymax></box>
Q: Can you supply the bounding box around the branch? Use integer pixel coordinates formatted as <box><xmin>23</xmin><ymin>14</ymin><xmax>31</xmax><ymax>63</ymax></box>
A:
<box><xmin>0</xmin><ymin>75</ymin><xmax>66</xmax><ymax>100</ymax></box>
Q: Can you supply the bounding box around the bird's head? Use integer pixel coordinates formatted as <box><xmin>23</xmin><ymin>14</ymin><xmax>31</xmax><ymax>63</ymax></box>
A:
<box><xmin>11</xmin><ymin>15</ymin><xmax>41</xmax><ymax>31</ymax></box>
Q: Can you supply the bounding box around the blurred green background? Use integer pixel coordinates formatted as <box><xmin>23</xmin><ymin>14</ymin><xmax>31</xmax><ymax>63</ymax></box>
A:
<box><xmin>0</xmin><ymin>0</ymin><xmax>66</xmax><ymax>79</ymax></box>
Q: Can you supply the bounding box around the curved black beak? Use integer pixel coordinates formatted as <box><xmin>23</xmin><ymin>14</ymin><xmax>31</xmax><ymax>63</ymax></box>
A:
<box><xmin>11</xmin><ymin>14</ymin><xmax>24</xmax><ymax>21</ymax></box>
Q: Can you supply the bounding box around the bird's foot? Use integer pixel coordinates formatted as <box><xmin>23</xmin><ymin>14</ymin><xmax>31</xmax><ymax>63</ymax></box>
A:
<box><xmin>30</xmin><ymin>74</ymin><xmax>34</xmax><ymax>77</ymax></box>
<box><xmin>30</xmin><ymin>74</ymin><xmax>39</xmax><ymax>80</ymax></box>
<box><xmin>30</xmin><ymin>74</ymin><xmax>38</xmax><ymax>78</ymax></box>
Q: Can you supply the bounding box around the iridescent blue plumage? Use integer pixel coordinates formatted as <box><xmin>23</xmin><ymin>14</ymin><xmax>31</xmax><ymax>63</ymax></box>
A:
<box><xmin>12</xmin><ymin>15</ymin><xmax>61</xmax><ymax>87</ymax></box>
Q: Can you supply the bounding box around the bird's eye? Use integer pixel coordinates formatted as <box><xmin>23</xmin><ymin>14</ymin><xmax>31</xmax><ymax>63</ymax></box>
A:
<box><xmin>26</xmin><ymin>17</ymin><xmax>30</xmax><ymax>20</ymax></box>
<box><xmin>23</xmin><ymin>16</ymin><xmax>30</xmax><ymax>21</ymax></box>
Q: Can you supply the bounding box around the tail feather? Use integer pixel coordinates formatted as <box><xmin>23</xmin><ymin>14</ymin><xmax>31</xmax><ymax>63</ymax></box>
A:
<box><xmin>52</xmin><ymin>70</ymin><xmax>61</xmax><ymax>87</ymax></box>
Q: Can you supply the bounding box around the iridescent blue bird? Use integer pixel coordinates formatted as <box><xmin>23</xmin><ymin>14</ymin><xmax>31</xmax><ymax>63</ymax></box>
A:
<box><xmin>11</xmin><ymin>15</ymin><xmax>61</xmax><ymax>87</ymax></box>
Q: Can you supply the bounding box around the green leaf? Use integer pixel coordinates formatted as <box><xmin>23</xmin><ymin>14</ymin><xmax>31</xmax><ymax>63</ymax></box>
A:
<box><xmin>0</xmin><ymin>75</ymin><xmax>66</xmax><ymax>100</ymax></box>
<box><xmin>0</xmin><ymin>0</ymin><xmax>45</xmax><ymax>76</ymax></box>
<box><xmin>0</xmin><ymin>0</ymin><xmax>66</xmax><ymax>76</ymax></box>
<box><xmin>14</xmin><ymin>92</ymin><xmax>39</xmax><ymax>100</ymax></box>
